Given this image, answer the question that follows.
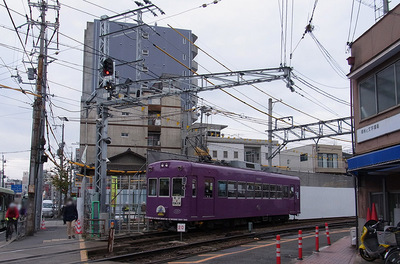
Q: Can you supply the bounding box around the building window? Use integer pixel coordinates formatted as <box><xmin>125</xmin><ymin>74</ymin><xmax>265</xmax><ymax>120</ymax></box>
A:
<box><xmin>318</xmin><ymin>153</ymin><xmax>338</xmax><ymax>168</ymax></box>
<box><xmin>148</xmin><ymin>132</ymin><xmax>160</xmax><ymax>146</ymax></box>
<box><xmin>183</xmin><ymin>38</ymin><xmax>186</xmax><ymax>44</ymax></box>
<box><xmin>148</xmin><ymin>111</ymin><xmax>161</xmax><ymax>125</ymax></box>
<box><xmin>223</xmin><ymin>151</ymin><xmax>228</xmax><ymax>159</ymax></box>
<box><xmin>121</xmin><ymin>133</ymin><xmax>129</xmax><ymax>137</ymax></box>
<box><xmin>287</xmin><ymin>159</ymin><xmax>290</xmax><ymax>165</ymax></box>
<box><xmin>183</xmin><ymin>54</ymin><xmax>187</xmax><ymax>60</ymax></box>
<box><xmin>234</xmin><ymin>151</ymin><xmax>238</xmax><ymax>159</ymax></box>
<box><xmin>207</xmin><ymin>131</ymin><xmax>220</xmax><ymax>137</ymax></box>
<box><xmin>212</xmin><ymin>150</ymin><xmax>217</xmax><ymax>158</ymax></box>
<box><xmin>122</xmin><ymin>112</ymin><xmax>129</xmax><ymax>116</ymax></box>
<box><xmin>359</xmin><ymin>62</ymin><xmax>400</xmax><ymax>120</ymax></box>
<box><xmin>300</xmin><ymin>153</ymin><xmax>308</xmax><ymax>162</ymax></box>
<box><xmin>377</xmin><ymin>65</ymin><xmax>396</xmax><ymax>112</ymax></box>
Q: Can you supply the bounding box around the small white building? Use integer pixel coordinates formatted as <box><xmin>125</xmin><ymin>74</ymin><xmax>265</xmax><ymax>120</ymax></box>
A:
<box><xmin>279</xmin><ymin>144</ymin><xmax>347</xmax><ymax>174</ymax></box>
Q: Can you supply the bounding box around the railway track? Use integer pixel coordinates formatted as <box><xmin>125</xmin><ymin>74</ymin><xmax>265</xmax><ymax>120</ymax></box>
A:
<box><xmin>87</xmin><ymin>217</ymin><xmax>355</xmax><ymax>263</ymax></box>
<box><xmin>0</xmin><ymin>217</ymin><xmax>354</xmax><ymax>263</ymax></box>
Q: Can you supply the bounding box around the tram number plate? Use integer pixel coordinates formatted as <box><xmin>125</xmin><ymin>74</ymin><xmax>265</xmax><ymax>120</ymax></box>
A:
<box><xmin>172</xmin><ymin>196</ymin><xmax>182</xmax><ymax>207</ymax></box>
<box><xmin>177</xmin><ymin>223</ymin><xmax>186</xmax><ymax>232</ymax></box>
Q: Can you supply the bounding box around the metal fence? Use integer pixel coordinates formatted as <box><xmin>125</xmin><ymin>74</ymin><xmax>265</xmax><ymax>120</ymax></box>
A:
<box><xmin>81</xmin><ymin>172</ymin><xmax>148</xmax><ymax>238</ymax></box>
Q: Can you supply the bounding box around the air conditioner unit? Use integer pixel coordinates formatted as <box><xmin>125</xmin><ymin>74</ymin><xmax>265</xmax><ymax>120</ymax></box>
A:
<box><xmin>142</xmin><ymin>50</ymin><xmax>149</xmax><ymax>56</ymax></box>
<box><xmin>142</xmin><ymin>66</ymin><xmax>148</xmax><ymax>72</ymax></box>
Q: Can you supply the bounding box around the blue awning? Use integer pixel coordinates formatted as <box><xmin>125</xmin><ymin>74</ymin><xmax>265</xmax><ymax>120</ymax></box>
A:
<box><xmin>348</xmin><ymin>144</ymin><xmax>400</xmax><ymax>172</ymax></box>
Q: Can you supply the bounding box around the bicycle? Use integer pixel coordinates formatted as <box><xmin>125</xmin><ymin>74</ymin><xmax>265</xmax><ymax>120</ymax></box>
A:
<box><xmin>5</xmin><ymin>218</ymin><xmax>17</xmax><ymax>242</ymax></box>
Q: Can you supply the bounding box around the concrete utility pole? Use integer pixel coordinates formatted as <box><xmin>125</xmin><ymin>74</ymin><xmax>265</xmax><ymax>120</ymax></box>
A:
<box><xmin>268</xmin><ymin>98</ymin><xmax>273</xmax><ymax>168</ymax></box>
<box><xmin>1</xmin><ymin>155</ymin><xmax>5</xmax><ymax>188</ymax></box>
<box><xmin>56</xmin><ymin>118</ymin><xmax>67</xmax><ymax>213</ymax></box>
<box><xmin>383</xmin><ymin>0</ymin><xmax>389</xmax><ymax>14</ymax></box>
<box><xmin>26</xmin><ymin>0</ymin><xmax>60</xmax><ymax>236</ymax></box>
<box><xmin>26</xmin><ymin>1</ymin><xmax>47</xmax><ymax>236</ymax></box>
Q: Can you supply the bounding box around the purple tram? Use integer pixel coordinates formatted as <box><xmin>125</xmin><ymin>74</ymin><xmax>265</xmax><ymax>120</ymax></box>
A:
<box><xmin>146</xmin><ymin>160</ymin><xmax>300</xmax><ymax>228</ymax></box>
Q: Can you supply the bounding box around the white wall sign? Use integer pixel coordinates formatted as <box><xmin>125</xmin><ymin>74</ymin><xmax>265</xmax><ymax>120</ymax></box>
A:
<box><xmin>357</xmin><ymin>113</ymin><xmax>400</xmax><ymax>143</ymax></box>
<box><xmin>177</xmin><ymin>223</ymin><xmax>186</xmax><ymax>232</ymax></box>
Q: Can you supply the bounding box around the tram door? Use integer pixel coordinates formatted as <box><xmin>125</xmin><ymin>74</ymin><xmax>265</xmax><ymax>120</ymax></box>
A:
<box><xmin>202</xmin><ymin>177</ymin><xmax>215</xmax><ymax>217</ymax></box>
<box><xmin>290</xmin><ymin>184</ymin><xmax>296</xmax><ymax>213</ymax></box>
<box><xmin>190</xmin><ymin>177</ymin><xmax>198</xmax><ymax>218</ymax></box>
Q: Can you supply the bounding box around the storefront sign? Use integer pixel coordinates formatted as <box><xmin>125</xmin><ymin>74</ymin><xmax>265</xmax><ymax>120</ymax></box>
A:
<box><xmin>357</xmin><ymin>113</ymin><xmax>400</xmax><ymax>143</ymax></box>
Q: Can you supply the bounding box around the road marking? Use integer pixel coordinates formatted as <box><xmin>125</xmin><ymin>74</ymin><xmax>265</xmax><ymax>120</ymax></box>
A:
<box><xmin>79</xmin><ymin>237</ymin><xmax>88</xmax><ymax>263</ymax></box>
<box><xmin>43</xmin><ymin>238</ymin><xmax>69</xmax><ymax>243</ymax></box>
<box><xmin>169</xmin><ymin>228</ymin><xmax>350</xmax><ymax>264</ymax></box>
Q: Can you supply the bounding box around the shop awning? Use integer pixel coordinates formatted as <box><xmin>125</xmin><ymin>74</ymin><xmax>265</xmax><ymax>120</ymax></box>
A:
<box><xmin>348</xmin><ymin>144</ymin><xmax>400</xmax><ymax>173</ymax></box>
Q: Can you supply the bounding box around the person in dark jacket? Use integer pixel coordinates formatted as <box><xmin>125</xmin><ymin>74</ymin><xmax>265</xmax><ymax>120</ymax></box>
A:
<box><xmin>63</xmin><ymin>198</ymin><xmax>78</xmax><ymax>239</ymax></box>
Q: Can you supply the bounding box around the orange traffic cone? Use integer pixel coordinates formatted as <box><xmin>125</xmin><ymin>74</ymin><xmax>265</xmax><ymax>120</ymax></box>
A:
<box><xmin>41</xmin><ymin>219</ymin><xmax>46</xmax><ymax>230</ymax></box>
<box><xmin>366</xmin><ymin>207</ymin><xmax>371</xmax><ymax>221</ymax></box>
<box><xmin>371</xmin><ymin>203</ymin><xmax>378</xmax><ymax>221</ymax></box>
<box><xmin>75</xmin><ymin>219</ymin><xmax>82</xmax><ymax>234</ymax></box>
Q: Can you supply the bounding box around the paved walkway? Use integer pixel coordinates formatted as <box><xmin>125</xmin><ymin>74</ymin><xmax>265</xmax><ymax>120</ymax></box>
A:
<box><xmin>296</xmin><ymin>236</ymin><xmax>383</xmax><ymax>264</ymax></box>
<box><xmin>0</xmin><ymin>219</ymin><xmax>104</xmax><ymax>264</ymax></box>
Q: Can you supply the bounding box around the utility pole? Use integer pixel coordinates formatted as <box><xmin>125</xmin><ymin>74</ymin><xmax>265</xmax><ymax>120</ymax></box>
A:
<box><xmin>26</xmin><ymin>0</ymin><xmax>60</xmax><ymax>236</ymax></box>
<box><xmin>383</xmin><ymin>0</ymin><xmax>389</xmax><ymax>14</ymax></box>
<box><xmin>1</xmin><ymin>155</ymin><xmax>5</xmax><ymax>188</ymax></box>
<box><xmin>268</xmin><ymin>98</ymin><xmax>273</xmax><ymax>168</ymax></box>
<box><xmin>56</xmin><ymin>118</ymin><xmax>67</xmax><ymax>214</ymax></box>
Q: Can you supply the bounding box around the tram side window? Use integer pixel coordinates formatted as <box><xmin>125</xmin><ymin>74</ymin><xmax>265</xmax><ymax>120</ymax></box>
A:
<box><xmin>148</xmin><ymin>178</ymin><xmax>157</xmax><ymax>196</ymax></box>
<box><xmin>283</xmin><ymin>186</ymin><xmax>289</xmax><ymax>198</ymax></box>
<box><xmin>270</xmin><ymin>184</ymin><xmax>276</xmax><ymax>198</ymax></box>
<box><xmin>172</xmin><ymin>178</ymin><xmax>185</xmax><ymax>196</ymax></box>
<box><xmin>290</xmin><ymin>185</ymin><xmax>295</xmax><ymax>198</ymax></box>
<box><xmin>204</xmin><ymin>179</ymin><xmax>213</xmax><ymax>198</ymax></box>
<box><xmin>276</xmin><ymin>185</ymin><xmax>283</xmax><ymax>198</ymax></box>
<box><xmin>255</xmin><ymin>183</ymin><xmax>262</xmax><ymax>198</ymax></box>
<box><xmin>192</xmin><ymin>179</ymin><xmax>197</xmax><ymax>197</ymax></box>
<box><xmin>238</xmin><ymin>182</ymin><xmax>246</xmax><ymax>198</ymax></box>
<box><xmin>0</xmin><ymin>196</ymin><xmax>3</xmax><ymax>211</ymax></box>
<box><xmin>246</xmin><ymin>183</ymin><xmax>255</xmax><ymax>198</ymax></box>
<box><xmin>218</xmin><ymin>181</ymin><xmax>228</xmax><ymax>197</ymax></box>
<box><xmin>263</xmin><ymin>184</ymin><xmax>269</xmax><ymax>198</ymax></box>
<box><xmin>159</xmin><ymin>178</ymin><xmax>170</xmax><ymax>197</ymax></box>
<box><xmin>228</xmin><ymin>181</ymin><xmax>237</xmax><ymax>198</ymax></box>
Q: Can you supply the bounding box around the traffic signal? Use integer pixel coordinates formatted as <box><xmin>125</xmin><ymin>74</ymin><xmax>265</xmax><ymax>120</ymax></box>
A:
<box><xmin>102</xmin><ymin>58</ymin><xmax>114</xmax><ymax>76</ymax></box>
<box><xmin>105</xmin><ymin>81</ymin><xmax>115</xmax><ymax>91</ymax></box>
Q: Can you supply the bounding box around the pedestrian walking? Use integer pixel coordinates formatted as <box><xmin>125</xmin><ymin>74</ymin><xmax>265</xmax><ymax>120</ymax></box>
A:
<box><xmin>63</xmin><ymin>198</ymin><xmax>78</xmax><ymax>239</ymax></box>
<box><xmin>5</xmin><ymin>202</ymin><xmax>19</xmax><ymax>241</ymax></box>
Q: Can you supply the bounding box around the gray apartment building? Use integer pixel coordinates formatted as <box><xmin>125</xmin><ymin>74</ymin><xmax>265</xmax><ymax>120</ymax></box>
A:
<box><xmin>79</xmin><ymin>20</ymin><xmax>198</xmax><ymax>166</ymax></box>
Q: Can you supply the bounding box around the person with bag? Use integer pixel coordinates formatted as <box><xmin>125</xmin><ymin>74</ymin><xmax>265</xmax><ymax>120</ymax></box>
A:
<box><xmin>63</xmin><ymin>198</ymin><xmax>78</xmax><ymax>239</ymax></box>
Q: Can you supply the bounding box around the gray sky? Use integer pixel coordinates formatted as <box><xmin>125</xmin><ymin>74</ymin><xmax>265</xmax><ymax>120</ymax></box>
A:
<box><xmin>0</xmin><ymin>0</ymin><xmax>398</xmax><ymax>179</ymax></box>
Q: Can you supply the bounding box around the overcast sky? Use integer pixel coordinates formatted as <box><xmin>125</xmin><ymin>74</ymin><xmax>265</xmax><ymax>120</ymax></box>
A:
<box><xmin>1</xmin><ymin>0</ymin><xmax>399</xmax><ymax>179</ymax></box>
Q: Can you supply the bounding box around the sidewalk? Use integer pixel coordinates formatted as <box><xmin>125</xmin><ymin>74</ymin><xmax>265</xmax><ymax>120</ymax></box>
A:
<box><xmin>296</xmin><ymin>236</ymin><xmax>384</xmax><ymax>264</ymax></box>
<box><xmin>0</xmin><ymin>219</ymin><xmax>105</xmax><ymax>264</ymax></box>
